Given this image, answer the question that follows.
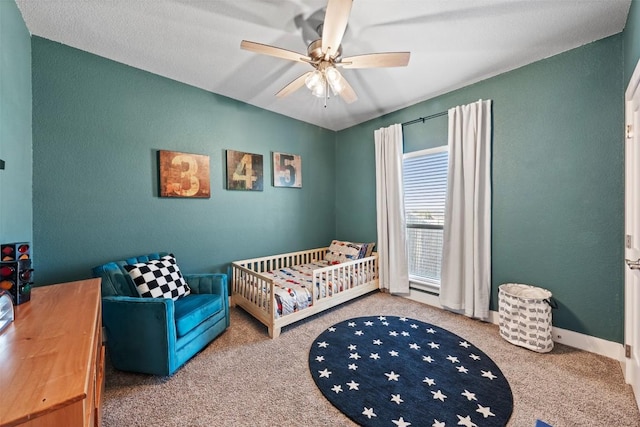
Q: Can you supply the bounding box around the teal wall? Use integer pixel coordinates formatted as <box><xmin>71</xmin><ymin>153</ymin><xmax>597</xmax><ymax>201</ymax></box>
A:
<box><xmin>31</xmin><ymin>37</ymin><xmax>336</xmax><ymax>285</ymax></box>
<box><xmin>0</xmin><ymin>0</ymin><xmax>32</xmax><ymax>244</ymax></box>
<box><xmin>624</xmin><ymin>0</ymin><xmax>640</xmax><ymax>84</ymax></box>
<box><xmin>336</xmin><ymin>35</ymin><xmax>625</xmax><ymax>343</ymax></box>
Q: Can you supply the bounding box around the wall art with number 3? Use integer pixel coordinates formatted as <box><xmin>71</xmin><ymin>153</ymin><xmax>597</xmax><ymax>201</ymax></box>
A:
<box><xmin>272</xmin><ymin>152</ymin><xmax>302</xmax><ymax>188</ymax></box>
<box><xmin>226</xmin><ymin>150</ymin><xmax>264</xmax><ymax>191</ymax></box>
<box><xmin>158</xmin><ymin>150</ymin><xmax>210</xmax><ymax>198</ymax></box>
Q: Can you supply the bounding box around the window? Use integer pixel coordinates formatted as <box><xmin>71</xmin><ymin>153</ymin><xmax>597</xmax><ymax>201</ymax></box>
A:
<box><xmin>403</xmin><ymin>146</ymin><xmax>449</xmax><ymax>292</ymax></box>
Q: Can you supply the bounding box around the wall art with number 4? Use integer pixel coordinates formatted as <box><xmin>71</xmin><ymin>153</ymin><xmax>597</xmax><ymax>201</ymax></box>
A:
<box><xmin>226</xmin><ymin>149</ymin><xmax>264</xmax><ymax>191</ymax></box>
<box><xmin>272</xmin><ymin>152</ymin><xmax>302</xmax><ymax>188</ymax></box>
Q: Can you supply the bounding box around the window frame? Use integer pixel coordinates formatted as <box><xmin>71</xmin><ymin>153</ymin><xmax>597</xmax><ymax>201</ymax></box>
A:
<box><xmin>403</xmin><ymin>144</ymin><xmax>449</xmax><ymax>294</ymax></box>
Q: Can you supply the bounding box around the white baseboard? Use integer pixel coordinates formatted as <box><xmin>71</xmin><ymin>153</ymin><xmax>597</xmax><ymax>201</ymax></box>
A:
<box><xmin>405</xmin><ymin>289</ymin><xmax>625</xmax><ymax>362</ymax></box>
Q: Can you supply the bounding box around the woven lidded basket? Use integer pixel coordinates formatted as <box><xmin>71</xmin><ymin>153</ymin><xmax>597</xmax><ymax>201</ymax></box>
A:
<box><xmin>498</xmin><ymin>283</ymin><xmax>554</xmax><ymax>353</ymax></box>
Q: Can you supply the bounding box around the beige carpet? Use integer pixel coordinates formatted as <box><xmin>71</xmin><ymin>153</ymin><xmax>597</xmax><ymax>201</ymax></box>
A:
<box><xmin>103</xmin><ymin>292</ymin><xmax>640</xmax><ymax>426</ymax></box>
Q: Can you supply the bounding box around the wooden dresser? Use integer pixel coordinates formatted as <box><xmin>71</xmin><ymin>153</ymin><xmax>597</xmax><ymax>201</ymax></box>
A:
<box><xmin>0</xmin><ymin>279</ymin><xmax>104</xmax><ymax>427</ymax></box>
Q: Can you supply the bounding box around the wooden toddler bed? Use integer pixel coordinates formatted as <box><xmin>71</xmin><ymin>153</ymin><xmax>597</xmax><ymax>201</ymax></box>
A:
<box><xmin>231</xmin><ymin>243</ymin><xmax>379</xmax><ymax>338</ymax></box>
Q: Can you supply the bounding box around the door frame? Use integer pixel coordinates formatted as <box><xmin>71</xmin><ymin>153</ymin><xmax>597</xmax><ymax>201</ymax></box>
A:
<box><xmin>624</xmin><ymin>58</ymin><xmax>640</xmax><ymax>411</ymax></box>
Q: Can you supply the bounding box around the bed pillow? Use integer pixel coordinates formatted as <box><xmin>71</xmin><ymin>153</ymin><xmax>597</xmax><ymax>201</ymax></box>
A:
<box><xmin>124</xmin><ymin>254</ymin><xmax>191</xmax><ymax>300</ymax></box>
<box><xmin>365</xmin><ymin>242</ymin><xmax>376</xmax><ymax>257</ymax></box>
<box><xmin>325</xmin><ymin>240</ymin><xmax>363</xmax><ymax>264</ymax></box>
<box><xmin>357</xmin><ymin>242</ymin><xmax>376</xmax><ymax>259</ymax></box>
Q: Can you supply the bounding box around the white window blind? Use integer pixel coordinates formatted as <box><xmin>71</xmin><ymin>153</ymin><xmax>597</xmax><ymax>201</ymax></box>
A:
<box><xmin>403</xmin><ymin>146</ymin><xmax>448</xmax><ymax>291</ymax></box>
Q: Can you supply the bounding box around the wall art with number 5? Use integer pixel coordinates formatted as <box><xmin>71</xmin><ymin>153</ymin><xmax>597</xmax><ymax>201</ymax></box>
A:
<box><xmin>226</xmin><ymin>150</ymin><xmax>264</xmax><ymax>191</ymax></box>
<box><xmin>158</xmin><ymin>150</ymin><xmax>210</xmax><ymax>198</ymax></box>
<box><xmin>272</xmin><ymin>152</ymin><xmax>302</xmax><ymax>188</ymax></box>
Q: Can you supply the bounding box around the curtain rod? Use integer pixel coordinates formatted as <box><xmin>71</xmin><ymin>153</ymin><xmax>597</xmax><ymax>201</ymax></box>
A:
<box><xmin>401</xmin><ymin>111</ymin><xmax>447</xmax><ymax>127</ymax></box>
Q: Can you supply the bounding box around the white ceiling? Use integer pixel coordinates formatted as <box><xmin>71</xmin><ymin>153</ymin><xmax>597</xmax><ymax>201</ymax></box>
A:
<box><xmin>16</xmin><ymin>0</ymin><xmax>631</xmax><ymax>131</ymax></box>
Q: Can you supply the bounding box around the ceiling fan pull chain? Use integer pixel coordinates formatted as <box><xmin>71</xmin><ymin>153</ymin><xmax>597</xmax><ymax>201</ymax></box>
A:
<box><xmin>324</xmin><ymin>78</ymin><xmax>328</xmax><ymax>108</ymax></box>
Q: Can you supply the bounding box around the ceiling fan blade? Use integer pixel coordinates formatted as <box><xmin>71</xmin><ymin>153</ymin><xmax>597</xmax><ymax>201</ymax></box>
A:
<box><xmin>276</xmin><ymin>72</ymin><xmax>312</xmax><ymax>98</ymax></box>
<box><xmin>241</xmin><ymin>40</ymin><xmax>310</xmax><ymax>63</ymax></box>
<box><xmin>321</xmin><ymin>0</ymin><xmax>352</xmax><ymax>59</ymax></box>
<box><xmin>336</xmin><ymin>73</ymin><xmax>357</xmax><ymax>104</ymax></box>
<box><xmin>340</xmin><ymin>52</ymin><xmax>411</xmax><ymax>69</ymax></box>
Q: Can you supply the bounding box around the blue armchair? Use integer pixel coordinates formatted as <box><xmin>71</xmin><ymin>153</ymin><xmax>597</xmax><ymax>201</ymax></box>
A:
<box><xmin>92</xmin><ymin>252</ymin><xmax>229</xmax><ymax>376</ymax></box>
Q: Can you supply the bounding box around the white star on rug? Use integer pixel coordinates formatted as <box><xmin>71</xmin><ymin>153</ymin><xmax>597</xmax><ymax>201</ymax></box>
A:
<box><xmin>391</xmin><ymin>394</ymin><xmax>404</xmax><ymax>404</ymax></box>
<box><xmin>461</xmin><ymin>390</ymin><xmax>477</xmax><ymax>401</ymax></box>
<box><xmin>348</xmin><ymin>344</ymin><xmax>357</xmax><ymax>351</ymax></box>
<box><xmin>349</xmin><ymin>352</ymin><xmax>361</xmax><ymax>360</ymax></box>
<box><xmin>328</xmin><ymin>327</ymin><xmax>336</xmax><ymax>332</ymax></box>
<box><xmin>315</xmin><ymin>355</ymin><xmax>325</xmax><ymax>362</ymax></box>
<box><xmin>362</xmin><ymin>407</ymin><xmax>377</xmax><ymax>419</ymax></box>
<box><xmin>481</xmin><ymin>370</ymin><xmax>497</xmax><ymax>380</ymax></box>
<box><xmin>355</xmin><ymin>330</ymin><xmax>364</xmax><ymax>336</ymax></box>
<box><xmin>389</xmin><ymin>331</ymin><xmax>399</xmax><ymax>336</ymax></box>
<box><xmin>469</xmin><ymin>353</ymin><xmax>481</xmax><ymax>360</ymax></box>
<box><xmin>423</xmin><ymin>377</ymin><xmax>436</xmax><ymax>386</ymax></box>
<box><xmin>459</xmin><ymin>341</ymin><xmax>471</xmax><ymax>348</ymax></box>
<box><xmin>431</xmin><ymin>390</ymin><xmax>447</xmax><ymax>401</ymax></box>
<box><xmin>410</xmin><ymin>323</ymin><xmax>419</xmax><ymax>329</ymax></box>
<box><xmin>446</xmin><ymin>355</ymin><xmax>460</xmax><ymax>363</ymax></box>
<box><xmin>348</xmin><ymin>363</ymin><xmax>358</xmax><ymax>370</ymax></box>
<box><xmin>373</xmin><ymin>339</ymin><xmax>383</xmax><ymax>345</ymax></box>
<box><xmin>389</xmin><ymin>350</ymin><xmax>399</xmax><ymax>357</ymax></box>
<box><xmin>346</xmin><ymin>380</ymin><xmax>360</xmax><ymax>390</ymax></box>
<box><xmin>385</xmin><ymin>371</ymin><xmax>400</xmax><ymax>381</ymax></box>
<box><xmin>428</xmin><ymin>342</ymin><xmax>440</xmax><ymax>349</ymax></box>
<box><xmin>456</xmin><ymin>415</ymin><xmax>478</xmax><ymax>427</ymax></box>
<box><xmin>423</xmin><ymin>355</ymin><xmax>434</xmax><ymax>363</ymax></box>
<box><xmin>382</xmin><ymin>321</ymin><xmax>390</xmax><ymax>326</ymax></box>
<box><xmin>378</xmin><ymin>316</ymin><xmax>387</xmax><ymax>321</ymax></box>
<box><xmin>332</xmin><ymin>384</ymin><xmax>343</xmax><ymax>393</ymax></box>
<box><xmin>370</xmin><ymin>353</ymin><xmax>380</xmax><ymax>360</ymax></box>
<box><xmin>392</xmin><ymin>416</ymin><xmax>411</xmax><ymax>427</ymax></box>
<box><xmin>432</xmin><ymin>420</ymin><xmax>445</xmax><ymax>427</ymax></box>
<box><xmin>401</xmin><ymin>331</ymin><xmax>410</xmax><ymax>336</ymax></box>
<box><xmin>457</xmin><ymin>366</ymin><xmax>469</xmax><ymax>374</ymax></box>
<box><xmin>400</xmin><ymin>317</ymin><xmax>408</xmax><ymax>321</ymax></box>
<box><xmin>426</xmin><ymin>328</ymin><xmax>436</xmax><ymax>334</ymax></box>
<box><xmin>348</xmin><ymin>322</ymin><xmax>356</xmax><ymax>327</ymax></box>
<box><xmin>364</xmin><ymin>321</ymin><xmax>374</xmax><ymax>326</ymax></box>
<box><xmin>409</xmin><ymin>343</ymin><xmax>421</xmax><ymax>350</ymax></box>
<box><xmin>318</xmin><ymin>368</ymin><xmax>331</xmax><ymax>378</ymax></box>
<box><xmin>317</xmin><ymin>341</ymin><xmax>329</xmax><ymax>348</ymax></box>
<box><xmin>476</xmin><ymin>404</ymin><xmax>495</xmax><ymax>418</ymax></box>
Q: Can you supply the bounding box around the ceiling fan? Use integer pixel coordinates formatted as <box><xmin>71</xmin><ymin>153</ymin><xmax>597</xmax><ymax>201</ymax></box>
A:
<box><xmin>240</xmin><ymin>0</ymin><xmax>410</xmax><ymax>106</ymax></box>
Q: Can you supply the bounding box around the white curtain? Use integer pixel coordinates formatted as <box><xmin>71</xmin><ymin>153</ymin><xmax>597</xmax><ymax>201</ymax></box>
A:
<box><xmin>374</xmin><ymin>124</ymin><xmax>409</xmax><ymax>294</ymax></box>
<box><xmin>440</xmin><ymin>99</ymin><xmax>492</xmax><ymax>320</ymax></box>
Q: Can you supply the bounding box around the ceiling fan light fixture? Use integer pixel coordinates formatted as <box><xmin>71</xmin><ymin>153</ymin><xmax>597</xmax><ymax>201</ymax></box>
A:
<box><xmin>325</xmin><ymin>66</ymin><xmax>339</xmax><ymax>83</ymax></box>
<box><xmin>305</xmin><ymin>69</ymin><xmax>332</xmax><ymax>98</ymax></box>
<box><xmin>311</xmin><ymin>81</ymin><xmax>326</xmax><ymax>98</ymax></box>
<box><xmin>325</xmin><ymin>66</ymin><xmax>343</xmax><ymax>94</ymax></box>
<box><xmin>305</xmin><ymin>70</ymin><xmax>322</xmax><ymax>90</ymax></box>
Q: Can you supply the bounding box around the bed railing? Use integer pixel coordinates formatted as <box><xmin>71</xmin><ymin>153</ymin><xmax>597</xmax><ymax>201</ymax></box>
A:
<box><xmin>235</xmin><ymin>247</ymin><xmax>327</xmax><ymax>273</ymax></box>
<box><xmin>312</xmin><ymin>255</ymin><xmax>378</xmax><ymax>298</ymax></box>
<box><xmin>232</xmin><ymin>263</ymin><xmax>273</xmax><ymax>314</ymax></box>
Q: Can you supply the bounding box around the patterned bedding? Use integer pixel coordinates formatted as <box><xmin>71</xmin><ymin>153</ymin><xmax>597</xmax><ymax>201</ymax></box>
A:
<box><xmin>263</xmin><ymin>261</ymin><xmax>329</xmax><ymax>317</ymax></box>
<box><xmin>262</xmin><ymin>261</ymin><xmax>373</xmax><ymax>317</ymax></box>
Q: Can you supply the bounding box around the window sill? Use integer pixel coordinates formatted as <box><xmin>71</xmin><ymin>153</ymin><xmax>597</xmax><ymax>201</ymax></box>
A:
<box><xmin>409</xmin><ymin>277</ymin><xmax>440</xmax><ymax>295</ymax></box>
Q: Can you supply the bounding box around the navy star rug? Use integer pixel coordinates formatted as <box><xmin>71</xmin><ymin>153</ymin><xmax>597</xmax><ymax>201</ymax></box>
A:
<box><xmin>308</xmin><ymin>316</ymin><xmax>513</xmax><ymax>427</ymax></box>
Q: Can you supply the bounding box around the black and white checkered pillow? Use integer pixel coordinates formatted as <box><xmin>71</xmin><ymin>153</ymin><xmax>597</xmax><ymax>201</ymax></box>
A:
<box><xmin>124</xmin><ymin>255</ymin><xmax>191</xmax><ymax>300</ymax></box>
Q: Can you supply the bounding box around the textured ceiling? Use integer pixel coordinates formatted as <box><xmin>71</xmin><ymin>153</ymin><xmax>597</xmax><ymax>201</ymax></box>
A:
<box><xmin>16</xmin><ymin>0</ymin><xmax>631</xmax><ymax>131</ymax></box>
